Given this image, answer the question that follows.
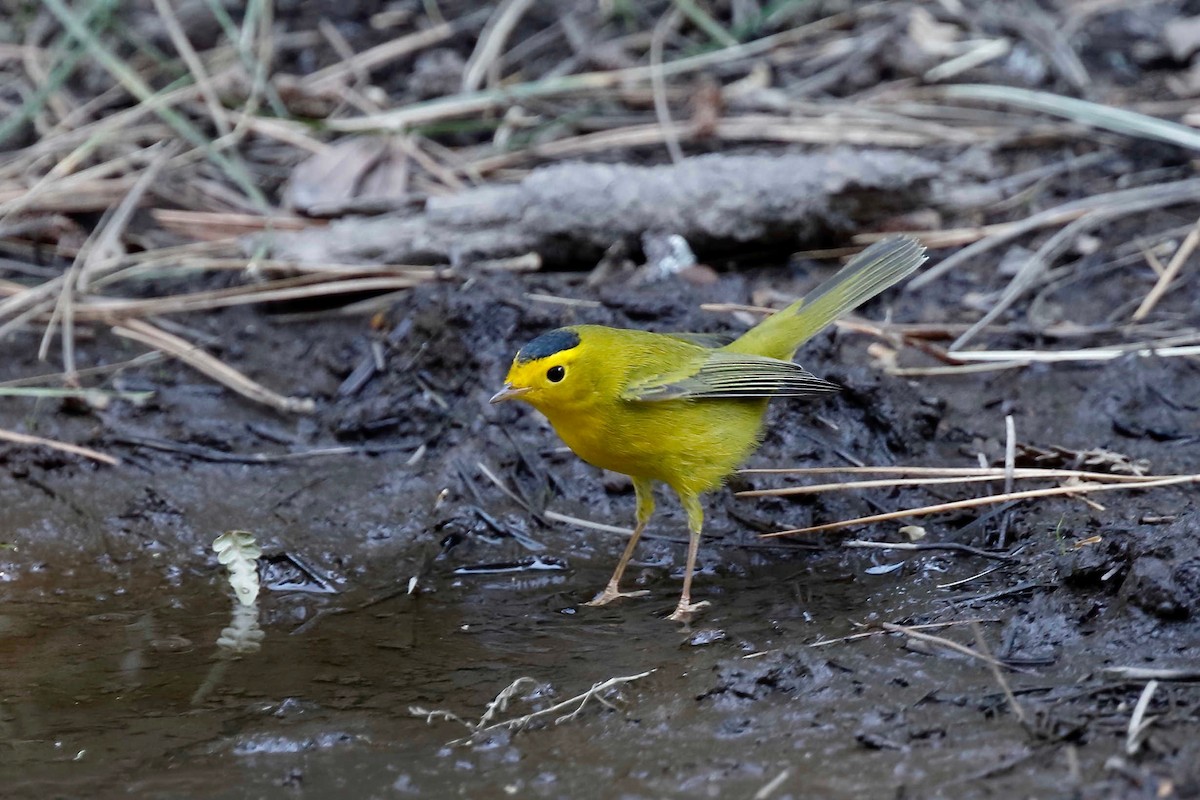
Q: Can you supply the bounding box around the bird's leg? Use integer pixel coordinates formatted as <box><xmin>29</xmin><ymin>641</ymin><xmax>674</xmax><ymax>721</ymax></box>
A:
<box><xmin>668</xmin><ymin>492</ymin><xmax>711</xmax><ymax>622</ymax></box>
<box><xmin>584</xmin><ymin>478</ymin><xmax>654</xmax><ymax>606</ymax></box>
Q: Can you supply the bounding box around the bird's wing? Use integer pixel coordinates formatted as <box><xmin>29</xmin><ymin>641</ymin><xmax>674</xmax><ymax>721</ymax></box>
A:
<box><xmin>663</xmin><ymin>331</ymin><xmax>737</xmax><ymax>348</ymax></box>
<box><xmin>622</xmin><ymin>351</ymin><xmax>839</xmax><ymax>402</ymax></box>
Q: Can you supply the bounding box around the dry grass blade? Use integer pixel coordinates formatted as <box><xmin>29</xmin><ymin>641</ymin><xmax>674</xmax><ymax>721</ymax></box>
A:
<box><xmin>462</xmin><ymin>0</ymin><xmax>537</xmax><ymax>93</ymax></box>
<box><xmin>674</xmin><ymin>0</ymin><xmax>739</xmax><ymax>47</ymax></box>
<box><xmin>150</xmin><ymin>209</ymin><xmax>314</xmax><ymax>240</ymax></box>
<box><xmin>78</xmin><ymin>272</ymin><xmax>436</xmax><ymax>318</ymax></box>
<box><xmin>843</xmin><ymin>540</ymin><xmax>1016</xmax><ymax>562</ymax></box>
<box><xmin>411</xmin><ymin>670</ymin><xmax>656</xmax><ymax>746</ymax></box>
<box><xmin>150</xmin><ymin>0</ymin><xmax>231</xmax><ymax>137</ymax></box>
<box><xmin>1103</xmin><ymin>666</ymin><xmax>1200</xmax><ymax>681</ymax></box>
<box><xmin>925</xmin><ymin>38</ymin><xmax>1011</xmax><ymax>82</ymax></box>
<box><xmin>0</xmin><ymin>386</ymin><xmax>151</xmax><ymax>402</ymax></box>
<box><xmin>741</xmin><ymin>473</ymin><xmax>1013</xmax><ymax>495</ymax></box>
<box><xmin>810</xmin><ymin>617</ymin><xmax>1001</xmax><ymax>648</ymax></box>
<box><xmin>475</xmin><ymin>459</ymin><xmax>533</xmax><ymax>512</ymax></box>
<box><xmin>110</xmin><ymin>318</ymin><xmax>315</xmax><ymax>414</ymax></box>
<box><xmin>0</xmin><ymin>172</ymin><xmax>144</xmax><ymax>217</ymax></box>
<box><xmin>1125</xmin><ymin>680</ymin><xmax>1159</xmax><ymax>755</ymax></box>
<box><xmin>905</xmin><ymin>178</ymin><xmax>1200</xmax><ymax>290</ymax></box>
<box><xmin>1132</xmin><ymin>215</ymin><xmax>1199</xmax><ymax>321</ymax></box>
<box><xmin>738</xmin><ymin>465</ymin><xmax>1160</xmax><ymax>495</ymax></box>
<box><xmin>880</xmin><ymin>622</ymin><xmax>1017</xmax><ymax>671</ymax></box>
<box><xmin>305</xmin><ymin>16</ymin><xmax>470</xmax><ymax>91</ymax></box>
<box><xmin>925</xmin><ymin>338</ymin><xmax>1200</xmax><ymax>364</ymax></box>
<box><xmin>0</xmin><ymin>352</ymin><xmax>162</xmax><ymax>388</ymax></box>
<box><xmin>744</xmin><ymin>465</ymin><xmax>1014</xmax><ymax>476</ymax></box>
<box><xmin>887</xmin><ymin>361</ymin><xmax>1031</xmax><ymax>377</ymax></box>
<box><xmin>0</xmin><ymin>427</ymin><xmax>118</xmax><ymax>465</ymax></box>
<box><xmin>972</xmin><ymin>622</ymin><xmax>1027</xmax><ymax>724</ymax></box>
<box><xmin>78</xmin><ymin>147</ymin><xmax>177</xmax><ymax>292</ymax></box>
<box><xmin>651</xmin><ymin>8</ymin><xmax>686</xmax><ymax>165</ymax></box>
<box><xmin>469</xmin><ymin>115</ymin><xmax>937</xmax><ymax>173</ymax></box>
<box><xmin>759</xmin><ymin>473</ymin><xmax>1199</xmax><ymax>537</ymax></box>
<box><xmin>544</xmin><ymin>509</ymin><xmax>636</xmax><ymax>537</ymax></box>
<box><xmin>321</xmin><ymin>9</ymin><xmax>863</xmax><ymax>133</ymax></box>
<box><xmin>941</xmin><ymin>84</ymin><xmax>1200</xmax><ymax>151</ymax></box>
<box><xmin>0</xmin><ymin>275</ymin><xmax>66</xmax><ymax>341</ymax></box>
<box><xmin>38</xmin><ymin>145</ymin><xmax>175</xmax><ymax>382</ymax></box>
<box><xmin>950</xmin><ymin>194</ymin><xmax>1199</xmax><ymax>349</ymax></box>
<box><xmin>39</xmin><ymin>0</ymin><xmax>266</xmax><ymax>208</ymax></box>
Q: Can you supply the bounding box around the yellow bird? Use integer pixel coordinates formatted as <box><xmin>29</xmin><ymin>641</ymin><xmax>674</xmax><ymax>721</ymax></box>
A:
<box><xmin>490</xmin><ymin>237</ymin><xmax>927</xmax><ymax>620</ymax></box>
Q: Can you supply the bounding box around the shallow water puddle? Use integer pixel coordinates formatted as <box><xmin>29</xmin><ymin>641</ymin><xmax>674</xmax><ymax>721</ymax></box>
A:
<box><xmin>3</xmin><ymin>492</ymin><xmax>1196</xmax><ymax>800</ymax></box>
<box><xmin>0</xmin><ymin>543</ymin><xmax>1049</xmax><ymax>799</ymax></box>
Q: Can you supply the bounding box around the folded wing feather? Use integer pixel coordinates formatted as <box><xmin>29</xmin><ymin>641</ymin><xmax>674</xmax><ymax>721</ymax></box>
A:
<box><xmin>622</xmin><ymin>352</ymin><xmax>839</xmax><ymax>401</ymax></box>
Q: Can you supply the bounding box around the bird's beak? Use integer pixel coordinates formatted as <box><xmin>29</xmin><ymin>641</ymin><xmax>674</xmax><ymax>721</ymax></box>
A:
<box><xmin>489</xmin><ymin>382</ymin><xmax>531</xmax><ymax>404</ymax></box>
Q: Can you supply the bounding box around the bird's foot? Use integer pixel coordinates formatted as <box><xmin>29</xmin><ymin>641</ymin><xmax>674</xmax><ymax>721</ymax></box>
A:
<box><xmin>584</xmin><ymin>584</ymin><xmax>650</xmax><ymax>607</ymax></box>
<box><xmin>667</xmin><ymin>599</ymin><xmax>711</xmax><ymax>622</ymax></box>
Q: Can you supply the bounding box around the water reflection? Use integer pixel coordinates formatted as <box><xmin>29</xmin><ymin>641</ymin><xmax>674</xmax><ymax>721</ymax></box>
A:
<box><xmin>0</xmin><ymin>546</ymin><xmax>1025</xmax><ymax>798</ymax></box>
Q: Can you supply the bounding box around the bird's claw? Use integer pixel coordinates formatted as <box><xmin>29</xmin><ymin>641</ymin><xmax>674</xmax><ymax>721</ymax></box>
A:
<box><xmin>667</xmin><ymin>599</ymin><xmax>711</xmax><ymax>622</ymax></box>
<box><xmin>584</xmin><ymin>586</ymin><xmax>650</xmax><ymax>607</ymax></box>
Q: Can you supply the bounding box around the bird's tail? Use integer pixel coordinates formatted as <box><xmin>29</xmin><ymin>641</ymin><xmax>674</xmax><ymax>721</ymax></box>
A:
<box><xmin>725</xmin><ymin>236</ymin><xmax>927</xmax><ymax>361</ymax></box>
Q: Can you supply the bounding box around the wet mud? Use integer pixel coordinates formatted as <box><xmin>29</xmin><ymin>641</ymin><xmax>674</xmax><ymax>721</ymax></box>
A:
<box><xmin>2</xmin><ymin>260</ymin><xmax>1198</xmax><ymax>799</ymax></box>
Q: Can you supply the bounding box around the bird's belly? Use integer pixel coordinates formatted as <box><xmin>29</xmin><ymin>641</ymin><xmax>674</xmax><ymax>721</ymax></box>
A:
<box><xmin>547</xmin><ymin>399</ymin><xmax>768</xmax><ymax>496</ymax></box>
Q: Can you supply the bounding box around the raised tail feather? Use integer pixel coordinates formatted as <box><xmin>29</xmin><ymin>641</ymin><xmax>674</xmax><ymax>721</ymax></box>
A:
<box><xmin>725</xmin><ymin>236</ymin><xmax>927</xmax><ymax>361</ymax></box>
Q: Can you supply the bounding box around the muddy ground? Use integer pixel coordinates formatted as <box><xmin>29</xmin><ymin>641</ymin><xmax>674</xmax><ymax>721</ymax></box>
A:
<box><xmin>3</xmin><ymin>254</ymin><xmax>1199</xmax><ymax>799</ymax></box>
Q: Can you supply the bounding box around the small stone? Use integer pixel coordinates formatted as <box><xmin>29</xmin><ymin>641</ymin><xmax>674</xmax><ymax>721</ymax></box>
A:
<box><xmin>1121</xmin><ymin>557</ymin><xmax>1190</xmax><ymax>620</ymax></box>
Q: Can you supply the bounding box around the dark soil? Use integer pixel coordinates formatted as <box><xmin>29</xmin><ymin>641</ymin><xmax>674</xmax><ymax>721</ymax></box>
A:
<box><xmin>3</xmin><ymin>257</ymin><xmax>1198</xmax><ymax>799</ymax></box>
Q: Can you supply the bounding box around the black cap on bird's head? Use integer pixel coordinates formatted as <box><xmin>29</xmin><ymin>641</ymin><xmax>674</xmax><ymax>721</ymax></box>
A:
<box><xmin>490</xmin><ymin>327</ymin><xmax>583</xmax><ymax>405</ymax></box>
<box><xmin>515</xmin><ymin>328</ymin><xmax>581</xmax><ymax>363</ymax></box>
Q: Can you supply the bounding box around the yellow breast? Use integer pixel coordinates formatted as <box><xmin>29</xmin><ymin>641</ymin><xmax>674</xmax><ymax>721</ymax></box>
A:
<box><xmin>542</xmin><ymin>391</ymin><xmax>767</xmax><ymax>498</ymax></box>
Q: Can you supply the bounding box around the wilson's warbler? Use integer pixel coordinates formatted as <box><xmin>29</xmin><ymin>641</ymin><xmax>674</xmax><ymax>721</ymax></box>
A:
<box><xmin>491</xmin><ymin>236</ymin><xmax>927</xmax><ymax>620</ymax></box>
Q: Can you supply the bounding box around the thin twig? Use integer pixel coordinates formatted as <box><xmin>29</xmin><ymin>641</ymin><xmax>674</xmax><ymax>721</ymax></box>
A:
<box><xmin>79</xmin><ymin>273</ymin><xmax>436</xmax><ymax>318</ymax></box>
<box><xmin>738</xmin><ymin>466</ymin><xmax>1166</xmax><ymax>495</ymax></box>
<box><xmin>941</xmin><ymin>84</ymin><xmax>1200</xmax><ymax>151</ymax></box>
<box><xmin>0</xmin><ymin>351</ymin><xmax>162</xmax><ymax>388</ymax></box>
<box><xmin>650</xmin><ymin>8</ymin><xmax>685</xmax><ymax>164</ymax></box>
<box><xmin>1125</xmin><ymin>680</ymin><xmax>1159</xmax><ymax>755</ymax></box>
<box><xmin>843</xmin><ymin>540</ymin><xmax>1017</xmax><ymax>562</ymax></box>
<box><xmin>544</xmin><ymin>509</ymin><xmax>635</xmax><ymax>536</ymax></box>
<box><xmin>1103</xmin><ymin>667</ymin><xmax>1200</xmax><ymax>681</ymax></box>
<box><xmin>0</xmin><ymin>427</ymin><xmax>118</xmax><ymax>465</ymax></box>
<box><xmin>880</xmin><ymin>622</ymin><xmax>1019</xmax><ymax>671</ymax></box>
<box><xmin>939</xmin><ymin>342</ymin><xmax>1200</xmax><ymax>363</ymax></box>
<box><xmin>809</xmin><ymin>617</ymin><xmax>1001</xmax><ymax>648</ymax></box>
<box><xmin>475</xmin><ymin>460</ymin><xmax>534</xmax><ymax>514</ymax></box>
<box><xmin>306</xmin><ymin>15</ymin><xmax>480</xmax><ymax>91</ymax></box>
<box><xmin>320</xmin><ymin>8</ymin><xmax>872</xmax><ymax>132</ymax></box>
<box><xmin>39</xmin><ymin>145</ymin><xmax>174</xmax><ymax>383</ymax></box>
<box><xmin>1000</xmin><ymin>414</ymin><xmax>1016</xmax><ymax>547</ymax></box>
<box><xmin>740</xmin><ymin>465</ymin><xmax>1154</xmax><ymax>479</ymax></box>
<box><xmin>40</xmin><ymin>0</ymin><xmax>266</xmax><ymax>208</ymax></box>
<box><xmin>150</xmin><ymin>0</ymin><xmax>232</xmax><ymax>137</ymax></box>
<box><xmin>950</xmin><ymin>193</ymin><xmax>1194</xmax><ymax>349</ymax></box>
<box><xmin>906</xmin><ymin>178</ymin><xmax>1200</xmax><ymax>290</ymax></box>
<box><xmin>937</xmin><ymin>565</ymin><xmax>1002</xmax><ymax>589</ymax></box>
<box><xmin>462</xmin><ymin>0</ymin><xmax>537</xmax><ymax>93</ymax></box>
<box><xmin>469</xmin><ymin>114</ymin><xmax>936</xmax><ymax>172</ymax></box>
<box><xmin>762</xmin><ymin>475</ymin><xmax>1200</xmax><ymax>537</ymax></box>
<box><xmin>411</xmin><ymin>670</ymin><xmax>655</xmax><ymax>745</ymax></box>
<box><xmin>1132</xmin><ymin>215</ymin><xmax>1199</xmax><ymax>320</ymax></box>
<box><xmin>972</xmin><ymin>622</ymin><xmax>1027</xmax><ymax>724</ymax></box>
<box><xmin>110</xmin><ymin>318</ymin><xmax>315</xmax><ymax>414</ymax></box>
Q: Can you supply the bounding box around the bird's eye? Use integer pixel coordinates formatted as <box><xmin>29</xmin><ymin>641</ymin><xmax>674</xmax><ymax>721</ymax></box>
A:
<box><xmin>546</xmin><ymin>365</ymin><xmax>565</xmax><ymax>383</ymax></box>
